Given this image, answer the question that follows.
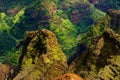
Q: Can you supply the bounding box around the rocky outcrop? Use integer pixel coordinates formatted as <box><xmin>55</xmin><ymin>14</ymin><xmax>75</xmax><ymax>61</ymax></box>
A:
<box><xmin>54</xmin><ymin>73</ymin><xmax>83</xmax><ymax>80</ymax></box>
<box><xmin>70</xmin><ymin>28</ymin><xmax>120</xmax><ymax>80</ymax></box>
<box><xmin>11</xmin><ymin>29</ymin><xmax>68</xmax><ymax>80</ymax></box>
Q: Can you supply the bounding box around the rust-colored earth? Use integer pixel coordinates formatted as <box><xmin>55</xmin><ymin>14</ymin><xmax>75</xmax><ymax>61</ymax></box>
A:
<box><xmin>0</xmin><ymin>63</ymin><xmax>11</xmax><ymax>80</ymax></box>
<box><xmin>54</xmin><ymin>73</ymin><xmax>83</xmax><ymax>80</ymax></box>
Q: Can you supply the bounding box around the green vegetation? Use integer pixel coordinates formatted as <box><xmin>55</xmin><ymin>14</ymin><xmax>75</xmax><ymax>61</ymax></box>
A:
<box><xmin>80</xmin><ymin>15</ymin><xmax>111</xmax><ymax>45</ymax></box>
<box><xmin>13</xmin><ymin>29</ymin><xmax>67</xmax><ymax>80</ymax></box>
<box><xmin>0</xmin><ymin>8</ymin><xmax>26</xmax><ymax>66</ymax></box>
<box><xmin>0</xmin><ymin>0</ymin><xmax>117</xmax><ymax>66</ymax></box>
<box><xmin>13</xmin><ymin>8</ymin><xmax>25</xmax><ymax>24</ymax></box>
<box><xmin>0</xmin><ymin>13</ymin><xmax>10</xmax><ymax>31</ymax></box>
<box><xmin>50</xmin><ymin>15</ymin><xmax>78</xmax><ymax>56</ymax></box>
<box><xmin>0</xmin><ymin>48</ymin><xmax>21</xmax><ymax>66</ymax></box>
<box><xmin>89</xmin><ymin>3</ymin><xmax>106</xmax><ymax>21</ymax></box>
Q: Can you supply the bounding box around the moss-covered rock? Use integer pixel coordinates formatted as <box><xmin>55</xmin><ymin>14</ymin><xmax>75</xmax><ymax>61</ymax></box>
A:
<box><xmin>69</xmin><ymin>28</ymin><xmax>120</xmax><ymax>80</ymax></box>
<box><xmin>11</xmin><ymin>29</ymin><xmax>67</xmax><ymax>80</ymax></box>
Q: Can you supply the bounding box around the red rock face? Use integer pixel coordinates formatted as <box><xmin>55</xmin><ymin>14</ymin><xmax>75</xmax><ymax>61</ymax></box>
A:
<box><xmin>54</xmin><ymin>73</ymin><xmax>83</xmax><ymax>80</ymax></box>
<box><xmin>0</xmin><ymin>63</ymin><xmax>11</xmax><ymax>80</ymax></box>
<box><xmin>0</xmin><ymin>72</ymin><xmax>5</xmax><ymax>80</ymax></box>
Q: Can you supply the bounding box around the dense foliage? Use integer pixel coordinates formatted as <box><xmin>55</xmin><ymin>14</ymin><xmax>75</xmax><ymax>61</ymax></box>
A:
<box><xmin>0</xmin><ymin>0</ymin><xmax>120</xmax><ymax>65</ymax></box>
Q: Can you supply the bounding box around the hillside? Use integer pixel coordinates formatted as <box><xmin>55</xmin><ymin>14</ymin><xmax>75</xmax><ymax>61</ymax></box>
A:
<box><xmin>0</xmin><ymin>0</ymin><xmax>107</xmax><ymax>64</ymax></box>
<box><xmin>0</xmin><ymin>0</ymin><xmax>120</xmax><ymax>80</ymax></box>
<box><xmin>69</xmin><ymin>28</ymin><xmax>120</xmax><ymax>80</ymax></box>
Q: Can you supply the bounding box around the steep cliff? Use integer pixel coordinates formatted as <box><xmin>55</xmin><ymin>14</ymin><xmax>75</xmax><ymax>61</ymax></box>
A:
<box><xmin>11</xmin><ymin>29</ymin><xmax>68</xmax><ymax>80</ymax></box>
<box><xmin>0</xmin><ymin>0</ymin><xmax>106</xmax><ymax>62</ymax></box>
<box><xmin>0</xmin><ymin>0</ymin><xmax>120</xmax><ymax>79</ymax></box>
<box><xmin>70</xmin><ymin>28</ymin><xmax>120</xmax><ymax>80</ymax></box>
